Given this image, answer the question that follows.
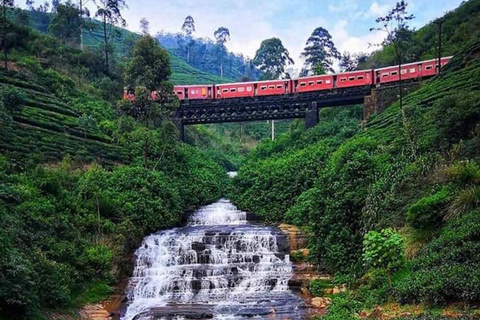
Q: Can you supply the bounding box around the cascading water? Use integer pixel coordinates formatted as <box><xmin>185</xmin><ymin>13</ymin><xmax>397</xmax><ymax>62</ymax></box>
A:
<box><xmin>122</xmin><ymin>199</ymin><xmax>307</xmax><ymax>320</ymax></box>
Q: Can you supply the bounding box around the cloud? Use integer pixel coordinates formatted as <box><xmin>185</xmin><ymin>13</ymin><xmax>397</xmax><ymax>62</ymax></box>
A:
<box><xmin>366</xmin><ymin>1</ymin><xmax>390</xmax><ymax>18</ymax></box>
<box><xmin>331</xmin><ymin>19</ymin><xmax>385</xmax><ymax>55</ymax></box>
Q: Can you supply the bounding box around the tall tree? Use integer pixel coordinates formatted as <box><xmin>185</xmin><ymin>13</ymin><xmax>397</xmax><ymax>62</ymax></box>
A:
<box><xmin>370</xmin><ymin>0</ymin><xmax>414</xmax><ymax>109</ymax></box>
<box><xmin>214</xmin><ymin>26</ymin><xmax>230</xmax><ymax>77</ymax></box>
<box><xmin>95</xmin><ymin>0</ymin><xmax>126</xmax><ymax>72</ymax></box>
<box><xmin>36</xmin><ymin>1</ymin><xmax>49</xmax><ymax>12</ymax></box>
<box><xmin>339</xmin><ymin>52</ymin><xmax>358</xmax><ymax>72</ymax></box>
<box><xmin>253</xmin><ymin>38</ymin><xmax>293</xmax><ymax>80</ymax></box>
<box><xmin>1</xmin><ymin>0</ymin><xmax>15</xmax><ymax>70</ymax></box>
<box><xmin>25</xmin><ymin>0</ymin><xmax>34</xmax><ymax>10</ymax></box>
<box><xmin>77</xmin><ymin>0</ymin><xmax>93</xmax><ymax>50</ymax></box>
<box><xmin>301</xmin><ymin>27</ymin><xmax>340</xmax><ymax>74</ymax></box>
<box><xmin>48</xmin><ymin>2</ymin><xmax>82</xmax><ymax>46</ymax></box>
<box><xmin>181</xmin><ymin>15</ymin><xmax>195</xmax><ymax>63</ymax></box>
<box><xmin>181</xmin><ymin>15</ymin><xmax>194</xmax><ymax>36</ymax></box>
<box><xmin>124</xmin><ymin>35</ymin><xmax>171</xmax><ymax>91</ymax></box>
<box><xmin>51</xmin><ymin>0</ymin><xmax>60</xmax><ymax>12</ymax></box>
<box><xmin>139</xmin><ymin>17</ymin><xmax>149</xmax><ymax>35</ymax></box>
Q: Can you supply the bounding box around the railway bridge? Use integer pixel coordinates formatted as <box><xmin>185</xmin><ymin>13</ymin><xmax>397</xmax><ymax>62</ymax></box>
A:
<box><xmin>173</xmin><ymin>83</ymin><xmax>419</xmax><ymax>141</ymax></box>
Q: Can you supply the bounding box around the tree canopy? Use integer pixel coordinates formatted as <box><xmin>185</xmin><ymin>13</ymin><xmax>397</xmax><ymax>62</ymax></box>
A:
<box><xmin>125</xmin><ymin>34</ymin><xmax>171</xmax><ymax>91</ymax></box>
<box><xmin>253</xmin><ymin>37</ymin><xmax>293</xmax><ymax>80</ymax></box>
<box><xmin>181</xmin><ymin>15</ymin><xmax>195</xmax><ymax>36</ymax></box>
<box><xmin>301</xmin><ymin>26</ymin><xmax>340</xmax><ymax>74</ymax></box>
<box><xmin>48</xmin><ymin>2</ymin><xmax>82</xmax><ymax>46</ymax></box>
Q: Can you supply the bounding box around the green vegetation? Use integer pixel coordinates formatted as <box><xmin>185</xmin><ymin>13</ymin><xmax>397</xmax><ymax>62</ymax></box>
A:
<box><xmin>0</xmin><ymin>5</ymin><xmax>229</xmax><ymax>319</ymax></box>
<box><xmin>231</xmin><ymin>34</ymin><xmax>480</xmax><ymax>320</ymax></box>
<box><xmin>359</xmin><ymin>0</ymin><xmax>480</xmax><ymax>69</ymax></box>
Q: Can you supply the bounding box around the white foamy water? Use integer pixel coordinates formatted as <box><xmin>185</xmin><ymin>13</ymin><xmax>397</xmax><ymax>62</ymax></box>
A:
<box><xmin>122</xmin><ymin>199</ymin><xmax>305</xmax><ymax>320</ymax></box>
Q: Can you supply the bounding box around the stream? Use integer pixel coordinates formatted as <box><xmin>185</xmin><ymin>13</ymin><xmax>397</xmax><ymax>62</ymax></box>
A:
<box><xmin>122</xmin><ymin>198</ymin><xmax>308</xmax><ymax>320</ymax></box>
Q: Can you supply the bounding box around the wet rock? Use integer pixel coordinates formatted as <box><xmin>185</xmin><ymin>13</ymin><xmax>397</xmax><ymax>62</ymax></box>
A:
<box><xmin>235</xmin><ymin>307</ymin><xmax>273</xmax><ymax>317</ymax></box>
<box><xmin>311</xmin><ymin>297</ymin><xmax>332</xmax><ymax>309</ymax></box>
<box><xmin>191</xmin><ymin>242</ymin><xmax>206</xmax><ymax>251</ymax></box>
<box><xmin>134</xmin><ymin>305</ymin><xmax>214</xmax><ymax>319</ymax></box>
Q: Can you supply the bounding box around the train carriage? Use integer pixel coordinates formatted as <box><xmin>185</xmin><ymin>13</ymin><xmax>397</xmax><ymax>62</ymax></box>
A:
<box><xmin>294</xmin><ymin>75</ymin><xmax>334</xmax><ymax>93</ymax></box>
<box><xmin>215</xmin><ymin>82</ymin><xmax>255</xmax><ymax>99</ymax></box>
<box><xmin>174</xmin><ymin>85</ymin><xmax>214</xmax><ymax>100</ymax></box>
<box><xmin>254</xmin><ymin>79</ymin><xmax>292</xmax><ymax>97</ymax></box>
<box><xmin>336</xmin><ymin>70</ymin><xmax>374</xmax><ymax>88</ymax></box>
<box><xmin>375</xmin><ymin>57</ymin><xmax>452</xmax><ymax>84</ymax></box>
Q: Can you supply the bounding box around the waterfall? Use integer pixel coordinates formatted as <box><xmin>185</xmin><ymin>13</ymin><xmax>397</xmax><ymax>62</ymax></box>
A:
<box><xmin>123</xmin><ymin>199</ymin><xmax>306</xmax><ymax>320</ymax></box>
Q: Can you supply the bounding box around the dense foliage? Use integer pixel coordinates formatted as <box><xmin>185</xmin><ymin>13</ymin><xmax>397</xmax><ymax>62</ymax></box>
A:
<box><xmin>0</xmin><ymin>7</ymin><xmax>229</xmax><ymax>319</ymax></box>
<box><xmin>231</xmin><ymin>38</ymin><xmax>480</xmax><ymax>318</ymax></box>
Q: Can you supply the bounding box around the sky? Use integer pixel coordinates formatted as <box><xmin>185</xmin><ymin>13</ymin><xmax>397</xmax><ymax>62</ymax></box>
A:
<box><xmin>27</xmin><ymin>0</ymin><xmax>465</xmax><ymax>70</ymax></box>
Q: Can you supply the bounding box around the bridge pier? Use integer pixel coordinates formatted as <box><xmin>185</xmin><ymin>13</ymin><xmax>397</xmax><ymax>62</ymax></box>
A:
<box><xmin>174</xmin><ymin>120</ymin><xmax>185</xmax><ymax>142</ymax></box>
<box><xmin>305</xmin><ymin>101</ymin><xmax>319</xmax><ymax>129</ymax></box>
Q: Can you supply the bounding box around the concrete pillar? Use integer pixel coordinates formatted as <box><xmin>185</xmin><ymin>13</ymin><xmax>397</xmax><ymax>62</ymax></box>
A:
<box><xmin>174</xmin><ymin>120</ymin><xmax>185</xmax><ymax>142</ymax></box>
<box><xmin>305</xmin><ymin>101</ymin><xmax>319</xmax><ymax>129</ymax></box>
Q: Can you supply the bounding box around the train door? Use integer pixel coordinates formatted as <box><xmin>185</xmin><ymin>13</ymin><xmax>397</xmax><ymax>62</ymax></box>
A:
<box><xmin>254</xmin><ymin>83</ymin><xmax>258</xmax><ymax>96</ymax></box>
<box><xmin>284</xmin><ymin>81</ymin><xmax>290</xmax><ymax>94</ymax></box>
<box><xmin>185</xmin><ymin>88</ymin><xmax>189</xmax><ymax>99</ymax></box>
<box><xmin>208</xmin><ymin>87</ymin><xmax>212</xmax><ymax>99</ymax></box>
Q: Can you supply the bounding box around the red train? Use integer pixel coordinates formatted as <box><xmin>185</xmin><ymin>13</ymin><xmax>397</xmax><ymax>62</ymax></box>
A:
<box><xmin>124</xmin><ymin>57</ymin><xmax>451</xmax><ymax>101</ymax></box>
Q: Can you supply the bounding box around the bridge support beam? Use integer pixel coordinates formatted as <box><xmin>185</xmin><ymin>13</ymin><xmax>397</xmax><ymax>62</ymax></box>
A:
<box><xmin>174</xmin><ymin>120</ymin><xmax>185</xmax><ymax>142</ymax></box>
<box><xmin>305</xmin><ymin>101</ymin><xmax>319</xmax><ymax>129</ymax></box>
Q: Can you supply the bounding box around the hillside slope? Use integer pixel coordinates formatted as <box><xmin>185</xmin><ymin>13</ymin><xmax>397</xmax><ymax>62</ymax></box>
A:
<box><xmin>0</xmin><ymin>68</ymin><xmax>123</xmax><ymax>168</ymax></box>
<box><xmin>24</xmin><ymin>10</ymin><xmax>232</xmax><ymax>85</ymax></box>
<box><xmin>231</xmin><ymin>42</ymin><xmax>480</xmax><ymax>318</ymax></box>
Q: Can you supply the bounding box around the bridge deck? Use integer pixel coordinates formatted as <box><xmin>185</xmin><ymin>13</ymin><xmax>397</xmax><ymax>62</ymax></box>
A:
<box><xmin>174</xmin><ymin>86</ymin><xmax>372</xmax><ymax>125</ymax></box>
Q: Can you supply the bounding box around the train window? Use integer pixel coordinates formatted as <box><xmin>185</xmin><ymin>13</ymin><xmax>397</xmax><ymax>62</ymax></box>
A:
<box><xmin>426</xmin><ymin>65</ymin><xmax>433</xmax><ymax>70</ymax></box>
<box><xmin>217</xmin><ymin>90</ymin><xmax>221</xmax><ymax>94</ymax></box>
<box><xmin>238</xmin><ymin>87</ymin><xmax>245</xmax><ymax>92</ymax></box>
<box><xmin>401</xmin><ymin>69</ymin><xmax>407</xmax><ymax>75</ymax></box>
<box><xmin>391</xmin><ymin>71</ymin><xmax>398</xmax><ymax>76</ymax></box>
<box><xmin>230</xmin><ymin>88</ymin><xmax>236</xmax><ymax>92</ymax></box>
<box><xmin>348</xmin><ymin>77</ymin><xmax>355</xmax><ymax>81</ymax></box>
<box><xmin>410</xmin><ymin>68</ymin><xmax>416</xmax><ymax>73</ymax></box>
<box><xmin>382</xmin><ymin>73</ymin><xmax>389</xmax><ymax>77</ymax></box>
<box><xmin>277</xmin><ymin>85</ymin><xmax>283</xmax><ymax>89</ymax></box>
<box><xmin>247</xmin><ymin>87</ymin><xmax>252</xmax><ymax>91</ymax></box>
<box><xmin>316</xmin><ymin>80</ymin><xmax>323</xmax><ymax>85</ymax></box>
<box><xmin>340</xmin><ymin>77</ymin><xmax>346</xmax><ymax>82</ymax></box>
<box><xmin>261</xmin><ymin>86</ymin><xmax>267</xmax><ymax>90</ymax></box>
<box><xmin>177</xmin><ymin>91</ymin><xmax>182</xmax><ymax>95</ymax></box>
<box><xmin>222</xmin><ymin>89</ymin><xmax>228</xmax><ymax>93</ymax></box>
<box><xmin>308</xmin><ymin>81</ymin><xmax>314</xmax><ymax>85</ymax></box>
<box><xmin>326</xmin><ymin>79</ymin><xmax>331</xmax><ymax>84</ymax></box>
<box><xmin>268</xmin><ymin>85</ymin><xmax>275</xmax><ymax>89</ymax></box>
<box><xmin>300</xmin><ymin>82</ymin><xmax>306</xmax><ymax>87</ymax></box>
<box><xmin>357</xmin><ymin>76</ymin><xmax>364</xmax><ymax>80</ymax></box>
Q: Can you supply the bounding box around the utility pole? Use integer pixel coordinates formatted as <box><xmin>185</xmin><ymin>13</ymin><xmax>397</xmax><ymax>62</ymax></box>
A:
<box><xmin>271</xmin><ymin>120</ymin><xmax>275</xmax><ymax>141</ymax></box>
<box><xmin>435</xmin><ymin>18</ymin><xmax>445</xmax><ymax>74</ymax></box>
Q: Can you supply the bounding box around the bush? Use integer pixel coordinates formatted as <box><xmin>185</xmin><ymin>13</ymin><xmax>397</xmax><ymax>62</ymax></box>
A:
<box><xmin>393</xmin><ymin>210</ymin><xmax>480</xmax><ymax>304</ymax></box>
<box><xmin>362</xmin><ymin>228</ymin><xmax>404</xmax><ymax>271</ymax></box>
<box><xmin>0</xmin><ymin>85</ymin><xmax>26</xmax><ymax>111</ymax></box>
<box><xmin>309</xmin><ymin>278</ymin><xmax>333</xmax><ymax>297</ymax></box>
<box><xmin>406</xmin><ymin>188</ymin><xmax>451</xmax><ymax>230</ymax></box>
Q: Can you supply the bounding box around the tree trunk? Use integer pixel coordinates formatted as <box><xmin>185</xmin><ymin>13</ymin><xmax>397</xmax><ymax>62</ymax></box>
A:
<box><xmin>220</xmin><ymin>61</ymin><xmax>223</xmax><ymax>78</ymax></box>
<box><xmin>2</xmin><ymin>3</ymin><xmax>7</xmax><ymax>71</ymax></box>
<box><xmin>103</xmin><ymin>17</ymin><xmax>109</xmax><ymax>72</ymax></box>
<box><xmin>79</xmin><ymin>0</ymin><xmax>83</xmax><ymax>50</ymax></box>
